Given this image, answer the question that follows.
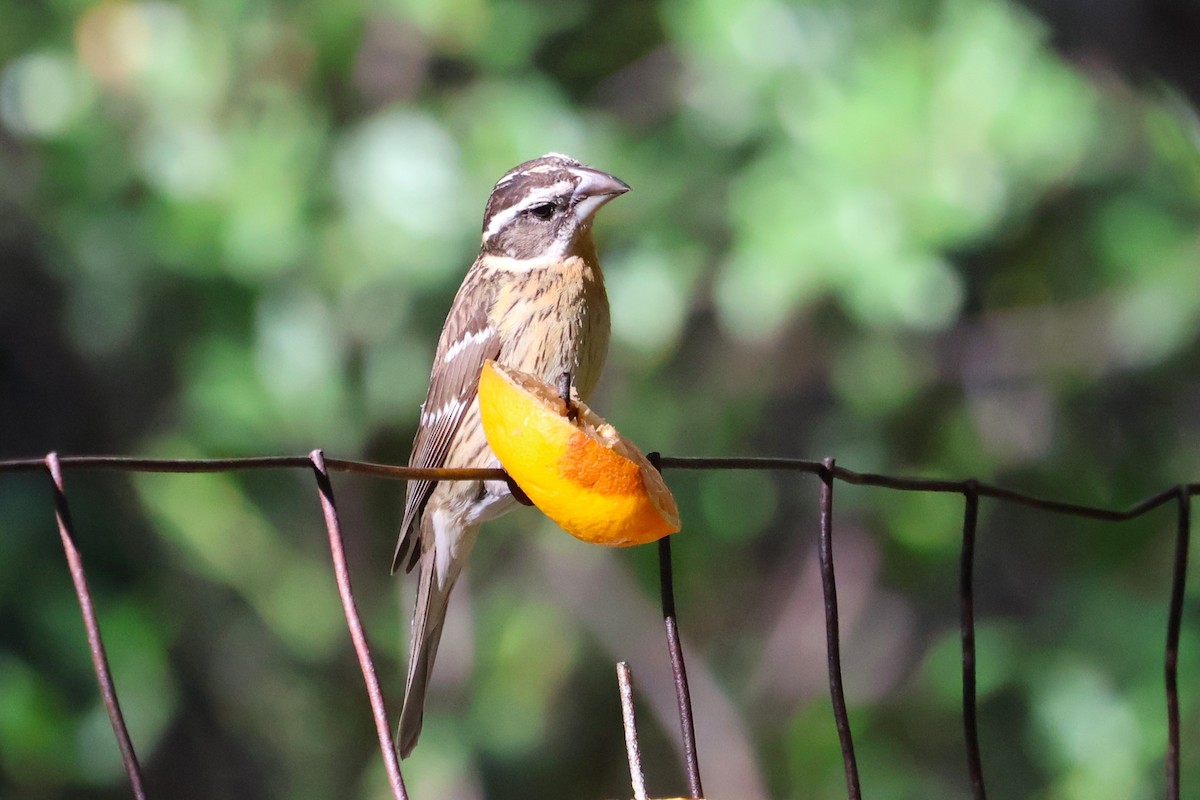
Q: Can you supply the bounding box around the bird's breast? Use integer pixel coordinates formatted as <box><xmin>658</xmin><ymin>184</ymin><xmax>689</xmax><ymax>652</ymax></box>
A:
<box><xmin>488</xmin><ymin>255</ymin><xmax>610</xmax><ymax>400</ymax></box>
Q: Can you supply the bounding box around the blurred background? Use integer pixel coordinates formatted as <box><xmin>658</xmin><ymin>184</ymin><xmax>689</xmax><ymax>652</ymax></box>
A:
<box><xmin>2</xmin><ymin>0</ymin><xmax>1200</xmax><ymax>797</ymax></box>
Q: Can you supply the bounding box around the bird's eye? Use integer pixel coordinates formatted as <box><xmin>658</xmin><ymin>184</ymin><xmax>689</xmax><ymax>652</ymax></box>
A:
<box><xmin>527</xmin><ymin>202</ymin><xmax>555</xmax><ymax>220</ymax></box>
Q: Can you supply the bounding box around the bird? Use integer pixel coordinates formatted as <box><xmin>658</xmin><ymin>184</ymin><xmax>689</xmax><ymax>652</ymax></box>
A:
<box><xmin>392</xmin><ymin>153</ymin><xmax>629</xmax><ymax>758</ymax></box>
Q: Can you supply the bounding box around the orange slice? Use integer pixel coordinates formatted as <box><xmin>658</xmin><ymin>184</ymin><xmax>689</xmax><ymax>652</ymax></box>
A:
<box><xmin>478</xmin><ymin>360</ymin><xmax>680</xmax><ymax>546</ymax></box>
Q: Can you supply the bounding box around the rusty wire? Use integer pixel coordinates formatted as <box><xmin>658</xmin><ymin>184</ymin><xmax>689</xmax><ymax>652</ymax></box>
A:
<box><xmin>309</xmin><ymin>450</ymin><xmax>408</xmax><ymax>800</ymax></box>
<box><xmin>658</xmin><ymin>535</ymin><xmax>703</xmax><ymax>798</ymax></box>
<box><xmin>1166</xmin><ymin>489</ymin><xmax>1191</xmax><ymax>800</ymax></box>
<box><xmin>1</xmin><ymin>451</ymin><xmax>1193</xmax><ymax>799</ymax></box>
<box><xmin>960</xmin><ymin>483</ymin><xmax>986</xmax><ymax>800</ymax></box>
<box><xmin>44</xmin><ymin>453</ymin><xmax>147</xmax><ymax>800</ymax></box>
<box><xmin>649</xmin><ymin>451</ymin><xmax>704</xmax><ymax>799</ymax></box>
<box><xmin>818</xmin><ymin>458</ymin><xmax>861</xmax><ymax>799</ymax></box>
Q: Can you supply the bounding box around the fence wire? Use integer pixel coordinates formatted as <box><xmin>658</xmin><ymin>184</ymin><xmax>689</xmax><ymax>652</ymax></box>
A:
<box><xmin>0</xmin><ymin>451</ymin><xmax>1192</xmax><ymax>800</ymax></box>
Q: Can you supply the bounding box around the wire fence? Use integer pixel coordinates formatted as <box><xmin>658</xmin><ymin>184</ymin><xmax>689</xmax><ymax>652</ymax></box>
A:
<box><xmin>0</xmin><ymin>451</ymin><xmax>1192</xmax><ymax>800</ymax></box>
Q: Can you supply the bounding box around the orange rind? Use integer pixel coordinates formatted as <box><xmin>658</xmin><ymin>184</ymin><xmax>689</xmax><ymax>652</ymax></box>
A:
<box><xmin>478</xmin><ymin>361</ymin><xmax>681</xmax><ymax>546</ymax></box>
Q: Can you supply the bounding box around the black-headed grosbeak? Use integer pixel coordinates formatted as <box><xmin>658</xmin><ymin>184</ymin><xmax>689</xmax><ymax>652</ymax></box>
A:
<box><xmin>392</xmin><ymin>153</ymin><xmax>629</xmax><ymax>757</ymax></box>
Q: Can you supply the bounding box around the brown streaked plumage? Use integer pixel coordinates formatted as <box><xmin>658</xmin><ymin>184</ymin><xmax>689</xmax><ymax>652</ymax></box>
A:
<box><xmin>393</xmin><ymin>153</ymin><xmax>628</xmax><ymax>757</ymax></box>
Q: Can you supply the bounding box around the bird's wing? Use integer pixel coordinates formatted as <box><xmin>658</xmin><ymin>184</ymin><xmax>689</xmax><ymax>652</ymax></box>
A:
<box><xmin>393</xmin><ymin>283</ymin><xmax>500</xmax><ymax>573</ymax></box>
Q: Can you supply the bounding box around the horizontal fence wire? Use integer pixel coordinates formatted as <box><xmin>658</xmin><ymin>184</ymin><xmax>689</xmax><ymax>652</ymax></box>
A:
<box><xmin>4</xmin><ymin>453</ymin><xmax>1194</xmax><ymax>518</ymax></box>
<box><xmin>0</xmin><ymin>452</ymin><xmax>1193</xmax><ymax>799</ymax></box>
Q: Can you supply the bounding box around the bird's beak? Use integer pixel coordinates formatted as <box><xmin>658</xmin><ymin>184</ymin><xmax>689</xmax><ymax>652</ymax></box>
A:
<box><xmin>569</xmin><ymin>166</ymin><xmax>630</xmax><ymax>223</ymax></box>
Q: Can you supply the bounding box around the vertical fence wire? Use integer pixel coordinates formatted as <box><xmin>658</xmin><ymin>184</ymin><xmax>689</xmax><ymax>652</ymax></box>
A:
<box><xmin>818</xmin><ymin>457</ymin><xmax>862</xmax><ymax>800</ymax></box>
<box><xmin>1165</xmin><ymin>488</ymin><xmax>1191</xmax><ymax>800</ymax></box>
<box><xmin>649</xmin><ymin>451</ymin><xmax>704</xmax><ymax>798</ymax></box>
<box><xmin>44</xmin><ymin>452</ymin><xmax>147</xmax><ymax>800</ymax></box>
<box><xmin>959</xmin><ymin>483</ymin><xmax>987</xmax><ymax>799</ymax></box>
<box><xmin>658</xmin><ymin>535</ymin><xmax>704</xmax><ymax>798</ymax></box>
<box><xmin>309</xmin><ymin>450</ymin><xmax>409</xmax><ymax>800</ymax></box>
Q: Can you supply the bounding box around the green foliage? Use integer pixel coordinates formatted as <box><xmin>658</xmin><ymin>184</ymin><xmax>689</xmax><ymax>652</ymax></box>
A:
<box><xmin>2</xmin><ymin>0</ymin><xmax>1199</xmax><ymax>797</ymax></box>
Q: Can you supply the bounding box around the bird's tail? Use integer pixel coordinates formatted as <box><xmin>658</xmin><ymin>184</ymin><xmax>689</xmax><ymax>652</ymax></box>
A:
<box><xmin>396</xmin><ymin>523</ymin><xmax>478</xmax><ymax>759</ymax></box>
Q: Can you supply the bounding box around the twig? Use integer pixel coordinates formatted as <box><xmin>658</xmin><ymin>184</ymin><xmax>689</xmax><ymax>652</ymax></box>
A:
<box><xmin>617</xmin><ymin>662</ymin><xmax>648</xmax><ymax>800</ymax></box>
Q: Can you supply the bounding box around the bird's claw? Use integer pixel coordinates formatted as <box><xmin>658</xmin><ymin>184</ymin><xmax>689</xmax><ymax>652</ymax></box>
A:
<box><xmin>559</xmin><ymin>371</ymin><xmax>578</xmax><ymax>422</ymax></box>
<box><xmin>504</xmin><ymin>472</ymin><xmax>535</xmax><ymax>506</ymax></box>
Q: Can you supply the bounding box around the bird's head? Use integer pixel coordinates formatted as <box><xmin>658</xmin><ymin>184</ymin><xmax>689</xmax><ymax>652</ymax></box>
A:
<box><xmin>480</xmin><ymin>153</ymin><xmax>629</xmax><ymax>260</ymax></box>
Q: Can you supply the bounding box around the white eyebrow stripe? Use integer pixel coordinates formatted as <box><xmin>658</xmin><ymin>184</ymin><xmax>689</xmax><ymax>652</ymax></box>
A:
<box><xmin>482</xmin><ymin>204</ymin><xmax>524</xmax><ymax>242</ymax></box>
<box><xmin>481</xmin><ymin>181</ymin><xmax>574</xmax><ymax>241</ymax></box>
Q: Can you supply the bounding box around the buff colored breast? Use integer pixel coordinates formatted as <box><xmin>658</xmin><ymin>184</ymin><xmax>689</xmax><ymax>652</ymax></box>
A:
<box><xmin>487</xmin><ymin>254</ymin><xmax>610</xmax><ymax>401</ymax></box>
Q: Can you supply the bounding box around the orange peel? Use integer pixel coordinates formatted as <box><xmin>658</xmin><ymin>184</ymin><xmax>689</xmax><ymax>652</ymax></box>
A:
<box><xmin>478</xmin><ymin>361</ymin><xmax>680</xmax><ymax>546</ymax></box>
